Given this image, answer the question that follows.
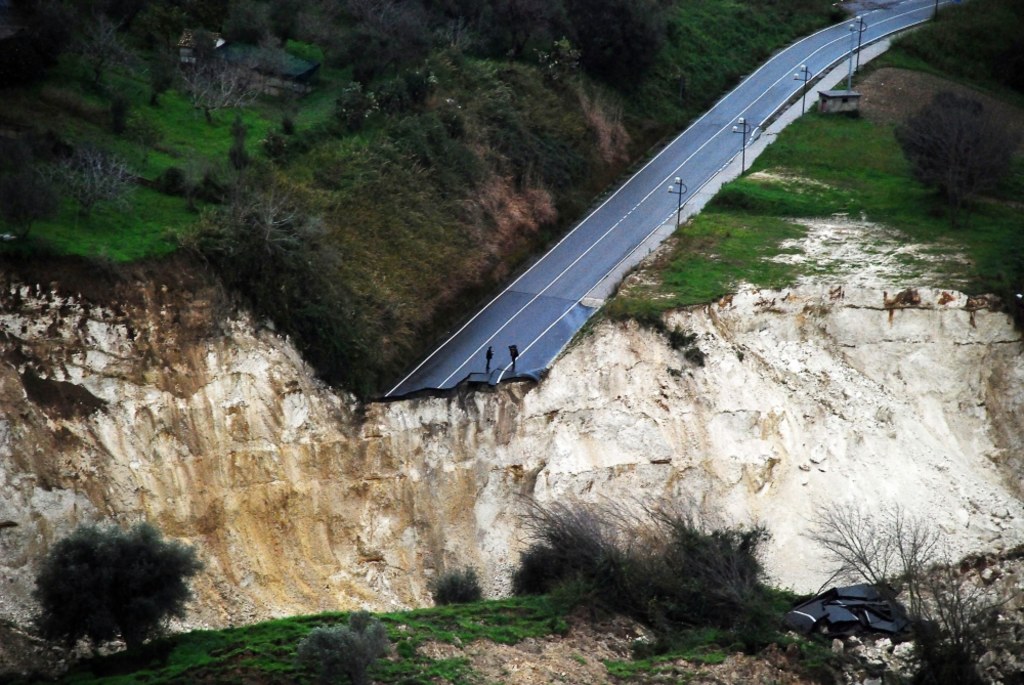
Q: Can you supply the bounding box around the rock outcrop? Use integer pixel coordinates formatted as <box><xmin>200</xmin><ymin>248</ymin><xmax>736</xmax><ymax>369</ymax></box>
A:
<box><xmin>1</xmin><ymin>263</ymin><xmax>1022</xmax><ymax>670</ymax></box>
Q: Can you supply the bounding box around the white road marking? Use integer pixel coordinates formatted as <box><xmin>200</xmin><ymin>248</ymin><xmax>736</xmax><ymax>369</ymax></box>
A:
<box><xmin>387</xmin><ymin>0</ymin><xmax>950</xmax><ymax>396</ymax></box>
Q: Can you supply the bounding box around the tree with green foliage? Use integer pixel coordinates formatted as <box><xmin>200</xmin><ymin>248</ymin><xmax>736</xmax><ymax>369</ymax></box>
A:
<box><xmin>563</xmin><ymin>0</ymin><xmax>664</xmax><ymax>87</ymax></box>
<box><xmin>485</xmin><ymin>0</ymin><xmax>561</xmax><ymax>58</ymax></box>
<box><xmin>110</xmin><ymin>94</ymin><xmax>129</xmax><ymax>134</ymax></box>
<box><xmin>34</xmin><ymin>523</ymin><xmax>202</xmax><ymax>651</ymax></box>
<box><xmin>0</xmin><ymin>170</ymin><xmax>58</xmax><ymax>238</ymax></box>
<box><xmin>222</xmin><ymin>0</ymin><xmax>271</xmax><ymax>44</ymax></box>
<box><xmin>296</xmin><ymin>612</ymin><xmax>390</xmax><ymax>685</ymax></box>
<box><xmin>895</xmin><ymin>92</ymin><xmax>1019</xmax><ymax>228</ymax></box>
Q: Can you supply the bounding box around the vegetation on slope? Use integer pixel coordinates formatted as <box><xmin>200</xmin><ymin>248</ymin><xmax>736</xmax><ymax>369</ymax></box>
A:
<box><xmin>0</xmin><ymin>0</ymin><xmax>843</xmax><ymax>395</ymax></box>
<box><xmin>35</xmin><ymin>510</ymin><xmax>829</xmax><ymax>685</ymax></box>
<box><xmin>606</xmin><ymin>0</ymin><xmax>1024</xmax><ymax>324</ymax></box>
<box><xmin>37</xmin><ymin>597</ymin><xmax>568</xmax><ymax>684</ymax></box>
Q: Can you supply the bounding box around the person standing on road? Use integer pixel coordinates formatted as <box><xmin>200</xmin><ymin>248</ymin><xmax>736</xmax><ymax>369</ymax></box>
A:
<box><xmin>485</xmin><ymin>346</ymin><xmax>493</xmax><ymax>372</ymax></box>
<box><xmin>509</xmin><ymin>344</ymin><xmax>519</xmax><ymax>369</ymax></box>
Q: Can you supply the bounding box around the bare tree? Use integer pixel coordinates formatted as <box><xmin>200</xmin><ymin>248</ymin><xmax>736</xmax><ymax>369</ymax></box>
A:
<box><xmin>75</xmin><ymin>14</ymin><xmax>135</xmax><ymax>87</ymax></box>
<box><xmin>896</xmin><ymin>92</ymin><xmax>1019</xmax><ymax>228</ymax></box>
<box><xmin>810</xmin><ymin>503</ymin><xmax>1011</xmax><ymax>684</ymax></box>
<box><xmin>180</xmin><ymin>58</ymin><xmax>261</xmax><ymax>124</ymax></box>
<box><xmin>51</xmin><ymin>145</ymin><xmax>134</xmax><ymax>216</ymax></box>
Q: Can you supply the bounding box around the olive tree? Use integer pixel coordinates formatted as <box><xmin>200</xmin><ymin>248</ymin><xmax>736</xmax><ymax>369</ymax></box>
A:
<box><xmin>34</xmin><ymin>523</ymin><xmax>202</xmax><ymax>651</ymax></box>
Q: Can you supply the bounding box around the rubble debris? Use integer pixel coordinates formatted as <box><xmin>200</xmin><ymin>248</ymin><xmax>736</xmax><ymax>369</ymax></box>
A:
<box><xmin>784</xmin><ymin>585</ymin><xmax>910</xmax><ymax>637</ymax></box>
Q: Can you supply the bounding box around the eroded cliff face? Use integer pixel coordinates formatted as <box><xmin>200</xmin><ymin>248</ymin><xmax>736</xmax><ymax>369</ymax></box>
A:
<box><xmin>1</xmin><ymin>263</ymin><xmax>1022</xmax><ymax>661</ymax></box>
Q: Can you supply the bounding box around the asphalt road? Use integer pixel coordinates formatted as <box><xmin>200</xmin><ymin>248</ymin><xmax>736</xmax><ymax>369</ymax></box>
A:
<box><xmin>386</xmin><ymin>0</ymin><xmax>952</xmax><ymax>399</ymax></box>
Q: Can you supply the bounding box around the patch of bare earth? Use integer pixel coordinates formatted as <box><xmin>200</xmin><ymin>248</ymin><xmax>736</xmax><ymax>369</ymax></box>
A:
<box><xmin>770</xmin><ymin>214</ymin><xmax>970</xmax><ymax>290</ymax></box>
<box><xmin>414</xmin><ymin>613</ymin><xmax>819</xmax><ymax>685</ymax></box>
<box><xmin>857</xmin><ymin>67</ymin><xmax>1024</xmax><ymax>152</ymax></box>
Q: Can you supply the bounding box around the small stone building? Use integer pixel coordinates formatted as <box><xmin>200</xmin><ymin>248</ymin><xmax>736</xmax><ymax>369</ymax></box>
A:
<box><xmin>818</xmin><ymin>89</ymin><xmax>861</xmax><ymax>114</ymax></box>
<box><xmin>177</xmin><ymin>30</ymin><xmax>319</xmax><ymax>96</ymax></box>
<box><xmin>177</xmin><ymin>29</ymin><xmax>225</xmax><ymax>64</ymax></box>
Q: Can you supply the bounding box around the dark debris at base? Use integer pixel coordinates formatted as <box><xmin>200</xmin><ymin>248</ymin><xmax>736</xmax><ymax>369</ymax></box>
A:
<box><xmin>785</xmin><ymin>584</ymin><xmax>910</xmax><ymax>637</ymax></box>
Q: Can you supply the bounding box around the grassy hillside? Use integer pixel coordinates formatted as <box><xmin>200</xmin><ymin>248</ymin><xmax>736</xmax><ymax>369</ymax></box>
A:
<box><xmin>46</xmin><ymin>597</ymin><xmax>569</xmax><ymax>685</ymax></box>
<box><xmin>33</xmin><ymin>590</ymin><xmax>828</xmax><ymax>684</ymax></box>
<box><xmin>0</xmin><ymin>0</ymin><xmax>842</xmax><ymax>395</ymax></box>
<box><xmin>607</xmin><ymin>0</ymin><xmax>1024</xmax><ymax>324</ymax></box>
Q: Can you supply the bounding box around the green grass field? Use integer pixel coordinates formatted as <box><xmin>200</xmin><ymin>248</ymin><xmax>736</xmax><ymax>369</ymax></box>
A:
<box><xmin>43</xmin><ymin>588</ymin><xmax>827</xmax><ymax>685</ymax></box>
<box><xmin>49</xmin><ymin>597</ymin><xmax>569</xmax><ymax>685</ymax></box>
<box><xmin>607</xmin><ymin>106</ymin><xmax>1024</xmax><ymax>322</ymax></box>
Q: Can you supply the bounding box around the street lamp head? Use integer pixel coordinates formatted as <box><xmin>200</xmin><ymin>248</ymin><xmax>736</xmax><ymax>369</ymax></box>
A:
<box><xmin>675</xmin><ymin>176</ymin><xmax>682</xmax><ymax>184</ymax></box>
<box><xmin>738</xmin><ymin>116</ymin><xmax>745</xmax><ymax>124</ymax></box>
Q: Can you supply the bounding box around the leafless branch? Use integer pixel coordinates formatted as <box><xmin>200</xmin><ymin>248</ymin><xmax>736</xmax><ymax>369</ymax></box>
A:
<box><xmin>180</xmin><ymin>59</ymin><xmax>260</xmax><ymax>124</ymax></box>
<box><xmin>49</xmin><ymin>145</ymin><xmax>134</xmax><ymax>216</ymax></box>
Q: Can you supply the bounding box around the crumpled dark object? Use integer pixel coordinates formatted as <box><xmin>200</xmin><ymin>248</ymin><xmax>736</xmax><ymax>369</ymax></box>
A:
<box><xmin>785</xmin><ymin>584</ymin><xmax>910</xmax><ymax>637</ymax></box>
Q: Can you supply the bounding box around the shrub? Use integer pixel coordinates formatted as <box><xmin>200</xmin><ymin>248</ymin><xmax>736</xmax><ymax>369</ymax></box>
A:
<box><xmin>512</xmin><ymin>501</ymin><xmax>774</xmax><ymax>638</ymax></box>
<box><xmin>156</xmin><ymin>166</ymin><xmax>188</xmax><ymax>196</ymax></box>
<box><xmin>430</xmin><ymin>567</ymin><xmax>483</xmax><ymax>605</ymax></box>
<box><xmin>375</xmin><ymin>77</ymin><xmax>411</xmax><ymax>116</ymax></box>
<box><xmin>0</xmin><ymin>170</ymin><xmax>58</xmax><ymax>238</ymax></box>
<box><xmin>296</xmin><ymin>612</ymin><xmax>390</xmax><ymax>685</ymax></box>
<box><xmin>335</xmin><ymin>82</ymin><xmax>377</xmax><ymax>132</ymax></box>
<box><xmin>33</xmin><ymin>523</ymin><xmax>202</xmax><ymax>651</ymax></box>
<box><xmin>262</xmin><ymin>130</ymin><xmax>288</xmax><ymax>161</ymax></box>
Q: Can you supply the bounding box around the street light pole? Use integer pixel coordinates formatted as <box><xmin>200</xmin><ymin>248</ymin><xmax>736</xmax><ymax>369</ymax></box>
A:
<box><xmin>934</xmin><ymin>0</ymin><xmax>939</xmax><ymax>18</ymax></box>
<box><xmin>793</xmin><ymin>64</ymin><xmax>811</xmax><ymax>115</ymax></box>
<box><xmin>846</xmin><ymin>22</ymin><xmax>856</xmax><ymax>90</ymax></box>
<box><xmin>731</xmin><ymin>117</ymin><xmax>751</xmax><ymax>173</ymax></box>
<box><xmin>667</xmin><ymin>176</ymin><xmax>687</xmax><ymax>226</ymax></box>
<box><xmin>854</xmin><ymin>16</ymin><xmax>866</xmax><ymax>73</ymax></box>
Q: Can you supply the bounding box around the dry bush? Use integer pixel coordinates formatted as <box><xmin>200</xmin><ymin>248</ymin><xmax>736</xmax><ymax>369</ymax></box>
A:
<box><xmin>577</xmin><ymin>87</ymin><xmax>630</xmax><ymax>164</ymax></box>
<box><xmin>513</xmin><ymin>499</ymin><xmax>773</xmax><ymax>638</ymax></box>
